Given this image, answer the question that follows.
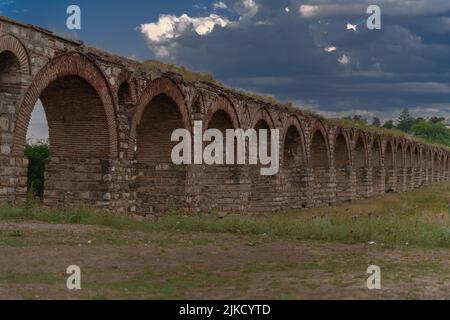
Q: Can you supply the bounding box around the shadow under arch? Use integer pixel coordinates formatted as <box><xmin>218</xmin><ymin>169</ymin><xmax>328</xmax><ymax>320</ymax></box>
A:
<box><xmin>282</xmin><ymin>116</ymin><xmax>308</xmax><ymax>210</ymax></box>
<box><xmin>310</xmin><ymin>122</ymin><xmax>332</xmax><ymax>207</ymax></box>
<box><xmin>334</xmin><ymin>129</ymin><xmax>352</xmax><ymax>203</ymax></box>
<box><xmin>354</xmin><ymin>133</ymin><xmax>369</xmax><ymax>199</ymax></box>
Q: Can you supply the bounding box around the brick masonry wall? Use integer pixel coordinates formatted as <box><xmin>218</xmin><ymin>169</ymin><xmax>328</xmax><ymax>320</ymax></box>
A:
<box><xmin>1</xmin><ymin>16</ymin><xmax>450</xmax><ymax>216</ymax></box>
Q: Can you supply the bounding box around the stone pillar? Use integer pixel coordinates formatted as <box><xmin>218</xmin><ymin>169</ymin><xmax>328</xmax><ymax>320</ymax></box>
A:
<box><xmin>385</xmin><ymin>167</ymin><xmax>397</xmax><ymax>192</ymax></box>
<box><xmin>355</xmin><ymin>166</ymin><xmax>371</xmax><ymax>199</ymax></box>
<box><xmin>372</xmin><ymin>166</ymin><xmax>385</xmax><ymax>196</ymax></box>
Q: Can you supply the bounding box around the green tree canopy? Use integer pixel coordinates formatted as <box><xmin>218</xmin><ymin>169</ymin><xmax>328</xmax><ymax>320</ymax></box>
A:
<box><xmin>411</xmin><ymin>121</ymin><xmax>450</xmax><ymax>147</ymax></box>
<box><xmin>397</xmin><ymin>108</ymin><xmax>414</xmax><ymax>132</ymax></box>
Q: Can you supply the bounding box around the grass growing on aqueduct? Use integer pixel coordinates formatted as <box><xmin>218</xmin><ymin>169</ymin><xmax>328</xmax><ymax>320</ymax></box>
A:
<box><xmin>1</xmin><ymin>182</ymin><xmax>450</xmax><ymax>249</ymax></box>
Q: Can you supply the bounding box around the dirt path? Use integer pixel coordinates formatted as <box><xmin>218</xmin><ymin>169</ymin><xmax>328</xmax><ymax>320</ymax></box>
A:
<box><xmin>0</xmin><ymin>221</ymin><xmax>448</xmax><ymax>300</ymax></box>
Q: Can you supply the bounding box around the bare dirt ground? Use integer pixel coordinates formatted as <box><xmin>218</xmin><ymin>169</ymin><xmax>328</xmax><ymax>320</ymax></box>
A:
<box><xmin>0</xmin><ymin>221</ymin><xmax>448</xmax><ymax>300</ymax></box>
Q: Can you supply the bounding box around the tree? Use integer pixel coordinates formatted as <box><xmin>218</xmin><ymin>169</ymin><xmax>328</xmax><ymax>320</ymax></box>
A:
<box><xmin>411</xmin><ymin>121</ymin><xmax>450</xmax><ymax>147</ymax></box>
<box><xmin>397</xmin><ymin>108</ymin><xmax>414</xmax><ymax>132</ymax></box>
<box><xmin>372</xmin><ymin>117</ymin><xmax>381</xmax><ymax>127</ymax></box>
<box><xmin>383</xmin><ymin>120</ymin><xmax>395</xmax><ymax>129</ymax></box>
<box><xmin>352</xmin><ymin>115</ymin><xmax>367</xmax><ymax>125</ymax></box>
<box><xmin>24</xmin><ymin>142</ymin><xmax>49</xmax><ymax>199</ymax></box>
<box><xmin>429</xmin><ymin>117</ymin><xmax>445</xmax><ymax>124</ymax></box>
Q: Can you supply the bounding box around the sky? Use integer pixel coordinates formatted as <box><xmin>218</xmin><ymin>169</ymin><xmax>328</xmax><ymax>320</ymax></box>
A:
<box><xmin>1</xmin><ymin>0</ymin><xmax>450</xmax><ymax>141</ymax></box>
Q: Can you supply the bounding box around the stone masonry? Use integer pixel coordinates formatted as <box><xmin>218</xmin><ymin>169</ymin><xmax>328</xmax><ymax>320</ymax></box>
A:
<box><xmin>1</xmin><ymin>16</ymin><xmax>450</xmax><ymax>216</ymax></box>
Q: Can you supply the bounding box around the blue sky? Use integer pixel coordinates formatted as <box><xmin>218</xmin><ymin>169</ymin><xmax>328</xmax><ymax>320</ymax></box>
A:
<box><xmin>0</xmin><ymin>0</ymin><xmax>206</xmax><ymax>59</ymax></box>
<box><xmin>2</xmin><ymin>0</ymin><xmax>450</xmax><ymax>138</ymax></box>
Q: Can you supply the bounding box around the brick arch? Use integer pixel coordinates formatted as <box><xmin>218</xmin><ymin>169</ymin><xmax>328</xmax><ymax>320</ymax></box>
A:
<box><xmin>116</xmin><ymin>71</ymin><xmax>138</xmax><ymax>106</ymax></box>
<box><xmin>310</xmin><ymin>121</ymin><xmax>331</xmax><ymax>168</ymax></box>
<box><xmin>12</xmin><ymin>53</ymin><xmax>118</xmax><ymax>159</ymax></box>
<box><xmin>405</xmin><ymin>143</ymin><xmax>413</xmax><ymax>167</ymax></box>
<box><xmin>204</xmin><ymin>95</ymin><xmax>240</xmax><ymax>129</ymax></box>
<box><xmin>395</xmin><ymin>139</ymin><xmax>406</xmax><ymax>167</ymax></box>
<box><xmin>334</xmin><ymin>127</ymin><xmax>352</xmax><ymax>201</ymax></box>
<box><xmin>334</xmin><ymin>127</ymin><xmax>351</xmax><ymax>168</ymax></box>
<box><xmin>371</xmin><ymin>135</ymin><xmax>383</xmax><ymax>167</ymax></box>
<box><xmin>426</xmin><ymin>149</ymin><xmax>433</xmax><ymax>169</ymax></box>
<box><xmin>442</xmin><ymin>155</ymin><xmax>448</xmax><ymax>179</ymax></box>
<box><xmin>353</xmin><ymin>131</ymin><xmax>368</xmax><ymax>167</ymax></box>
<box><xmin>129</xmin><ymin>77</ymin><xmax>191</xmax><ymax>159</ymax></box>
<box><xmin>251</xmin><ymin>107</ymin><xmax>276</xmax><ymax>130</ymax></box>
<box><xmin>370</xmin><ymin>135</ymin><xmax>384</xmax><ymax>195</ymax></box>
<box><xmin>414</xmin><ymin>144</ymin><xmax>420</xmax><ymax>165</ymax></box>
<box><xmin>383</xmin><ymin>137</ymin><xmax>395</xmax><ymax>167</ymax></box>
<box><xmin>282</xmin><ymin>115</ymin><xmax>307</xmax><ymax>166</ymax></box>
<box><xmin>0</xmin><ymin>34</ymin><xmax>30</xmax><ymax>75</ymax></box>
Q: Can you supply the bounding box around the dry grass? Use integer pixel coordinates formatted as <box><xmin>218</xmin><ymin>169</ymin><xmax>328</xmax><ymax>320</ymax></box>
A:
<box><xmin>1</xmin><ymin>182</ymin><xmax>450</xmax><ymax>249</ymax></box>
<box><xmin>329</xmin><ymin>118</ymin><xmax>450</xmax><ymax>151</ymax></box>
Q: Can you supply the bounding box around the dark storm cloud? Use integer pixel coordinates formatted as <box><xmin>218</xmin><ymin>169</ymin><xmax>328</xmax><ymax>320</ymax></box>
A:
<box><xmin>140</xmin><ymin>0</ymin><xmax>450</xmax><ymax>120</ymax></box>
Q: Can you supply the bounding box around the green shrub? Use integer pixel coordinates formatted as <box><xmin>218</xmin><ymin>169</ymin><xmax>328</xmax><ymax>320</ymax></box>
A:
<box><xmin>24</xmin><ymin>142</ymin><xmax>49</xmax><ymax>199</ymax></box>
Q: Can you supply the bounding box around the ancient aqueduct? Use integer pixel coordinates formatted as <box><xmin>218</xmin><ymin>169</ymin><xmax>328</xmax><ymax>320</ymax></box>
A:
<box><xmin>0</xmin><ymin>16</ymin><xmax>449</xmax><ymax>216</ymax></box>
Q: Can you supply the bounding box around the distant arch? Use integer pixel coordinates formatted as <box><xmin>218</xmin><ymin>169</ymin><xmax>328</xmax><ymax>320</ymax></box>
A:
<box><xmin>0</xmin><ymin>34</ymin><xmax>30</xmax><ymax>75</ymax></box>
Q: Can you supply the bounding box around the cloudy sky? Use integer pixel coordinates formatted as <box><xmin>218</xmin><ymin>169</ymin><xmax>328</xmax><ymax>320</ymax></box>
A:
<box><xmin>1</xmin><ymin>0</ymin><xmax>450</xmax><ymax>140</ymax></box>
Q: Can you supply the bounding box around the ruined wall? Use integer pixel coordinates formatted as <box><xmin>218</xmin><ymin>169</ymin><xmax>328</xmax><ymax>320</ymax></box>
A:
<box><xmin>1</xmin><ymin>16</ymin><xmax>450</xmax><ymax>216</ymax></box>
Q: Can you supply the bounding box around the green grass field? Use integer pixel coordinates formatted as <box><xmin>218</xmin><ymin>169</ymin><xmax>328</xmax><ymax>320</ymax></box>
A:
<box><xmin>3</xmin><ymin>182</ymin><xmax>450</xmax><ymax>249</ymax></box>
<box><xmin>0</xmin><ymin>183</ymin><xmax>449</xmax><ymax>299</ymax></box>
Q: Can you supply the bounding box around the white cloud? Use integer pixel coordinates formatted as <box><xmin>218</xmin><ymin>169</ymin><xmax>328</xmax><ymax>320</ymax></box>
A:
<box><xmin>213</xmin><ymin>1</ymin><xmax>227</xmax><ymax>10</ymax></box>
<box><xmin>299</xmin><ymin>5</ymin><xmax>319</xmax><ymax>18</ymax></box>
<box><xmin>140</xmin><ymin>14</ymin><xmax>230</xmax><ymax>43</ymax></box>
<box><xmin>235</xmin><ymin>0</ymin><xmax>259</xmax><ymax>20</ymax></box>
<box><xmin>140</xmin><ymin>13</ymin><xmax>231</xmax><ymax>59</ymax></box>
<box><xmin>140</xmin><ymin>1</ymin><xmax>259</xmax><ymax>59</ymax></box>
<box><xmin>338</xmin><ymin>54</ymin><xmax>350</xmax><ymax>65</ymax></box>
<box><xmin>324</xmin><ymin>46</ymin><xmax>337</xmax><ymax>53</ymax></box>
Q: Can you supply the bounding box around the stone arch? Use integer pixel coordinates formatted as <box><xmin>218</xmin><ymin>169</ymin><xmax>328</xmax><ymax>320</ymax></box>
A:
<box><xmin>116</xmin><ymin>71</ymin><xmax>137</xmax><ymax>110</ymax></box>
<box><xmin>310</xmin><ymin>122</ymin><xmax>332</xmax><ymax>206</ymax></box>
<box><xmin>251</xmin><ymin>107</ymin><xmax>276</xmax><ymax>130</ymax></box>
<box><xmin>405</xmin><ymin>144</ymin><xmax>413</xmax><ymax>167</ymax></box>
<box><xmin>334</xmin><ymin>128</ymin><xmax>352</xmax><ymax>202</ymax></box>
<box><xmin>129</xmin><ymin>77</ymin><xmax>191</xmax><ymax>159</ymax></box>
<box><xmin>411</xmin><ymin>145</ymin><xmax>421</xmax><ymax>188</ymax></box>
<box><xmin>201</xmin><ymin>95</ymin><xmax>247</xmax><ymax>214</ymax></box>
<box><xmin>384</xmin><ymin>138</ymin><xmax>396</xmax><ymax>192</ymax></box>
<box><xmin>395</xmin><ymin>140</ymin><xmax>405</xmax><ymax>167</ymax></box>
<box><xmin>205</xmin><ymin>95</ymin><xmax>240</xmax><ymax>130</ymax></box>
<box><xmin>371</xmin><ymin>135</ymin><xmax>383</xmax><ymax>195</ymax></box>
<box><xmin>432</xmin><ymin>151</ymin><xmax>439</xmax><ymax>183</ymax></box>
<box><xmin>282</xmin><ymin>116</ymin><xmax>306</xmax><ymax>167</ymax></box>
<box><xmin>441</xmin><ymin>155</ymin><xmax>448</xmax><ymax>181</ymax></box>
<box><xmin>405</xmin><ymin>143</ymin><xmax>414</xmax><ymax>190</ymax></box>
<box><xmin>0</xmin><ymin>35</ymin><xmax>31</xmax><ymax>143</ymax></box>
<box><xmin>282</xmin><ymin>116</ymin><xmax>308</xmax><ymax>209</ymax></box>
<box><xmin>395</xmin><ymin>140</ymin><xmax>406</xmax><ymax>191</ymax></box>
<box><xmin>354</xmin><ymin>132</ymin><xmax>369</xmax><ymax>199</ymax></box>
<box><xmin>425</xmin><ymin>149</ymin><xmax>433</xmax><ymax>185</ymax></box>
<box><xmin>131</xmin><ymin>79</ymin><xmax>191</xmax><ymax>215</ymax></box>
<box><xmin>0</xmin><ymin>34</ymin><xmax>30</xmax><ymax>75</ymax></box>
<box><xmin>12</xmin><ymin>53</ymin><xmax>118</xmax><ymax>159</ymax></box>
<box><xmin>354</xmin><ymin>132</ymin><xmax>368</xmax><ymax>167</ymax></box>
<box><xmin>11</xmin><ymin>53</ymin><xmax>119</xmax><ymax>207</ymax></box>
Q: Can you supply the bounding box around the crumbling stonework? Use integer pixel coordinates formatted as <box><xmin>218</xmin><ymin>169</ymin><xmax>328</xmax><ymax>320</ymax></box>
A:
<box><xmin>1</xmin><ymin>16</ymin><xmax>449</xmax><ymax>215</ymax></box>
